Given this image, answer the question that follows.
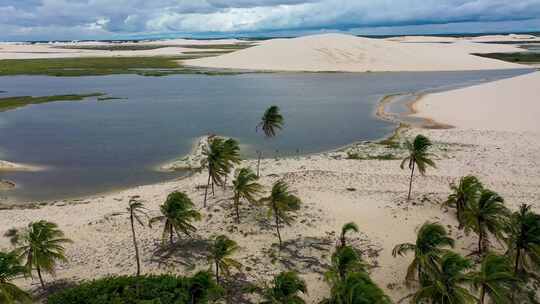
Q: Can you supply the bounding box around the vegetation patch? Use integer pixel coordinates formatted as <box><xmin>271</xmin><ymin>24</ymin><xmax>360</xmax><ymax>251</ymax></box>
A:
<box><xmin>0</xmin><ymin>93</ymin><xmax>104</xmax><ymax>112</ymax></box>
<box><xmin>0</xmin><ymin>56</ymin><xmax>241</xmax><ymax>77</ymax></box>
<box><xmin>473</xmin><ymin>52</ymin><xmax>540</xmax><ymax>64</ymax></box>
<box><xmin>47</xmin><ymin>272</ymin><xmax>222</xmax><ymax>304</ymax></box>
<box><xmin>346</xmin><ymin>152</ymin><xmax>398</xmax><ymax>160</ymax></box>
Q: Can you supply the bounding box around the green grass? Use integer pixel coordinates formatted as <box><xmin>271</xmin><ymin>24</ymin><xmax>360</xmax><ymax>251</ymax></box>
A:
<box><xmin>473</xmin><ymin>52</ymin><xmax>540</xmax><ymax>64</ymax></box>
<box><xmin>0</xmin><ymin>93</ymin><xmax>104</xmax><ymax>112</ymax></box>
<box><xmin>54</xmin><ymin>45</ymin><xmax>172</xmax><ymax>51</ymax></box>
<box><xmin>176</xmin><ymin>43</ymin><xmax>254</xmax><ymax>50</ymax></box>
<box><xmin>0</xmin><ymin>56</ymin><xmax>243</xmax><ymax>77</ymax></box>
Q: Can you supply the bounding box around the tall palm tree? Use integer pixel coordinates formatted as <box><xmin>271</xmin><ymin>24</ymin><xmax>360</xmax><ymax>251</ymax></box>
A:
<box><xmin>256</xmin><ymin>105</ymin><xmax>284</xmax><ymax>177</ymax></box>
<box><xmin>392</xmin><ymin>222</ymin><xmax>454</xmax><ymax>286</ymax></box>
<box><xmin>150</xmin><ymin>191</ymin><xmax>202</xmax><ymax>245</ymax></box>
<box><xmin>443</xmin><ymin>175</ymin><xmax>483</xmax><ymax>228</ymax></box>
<box><xmin>462</xmin><ymin>189</ymin><xmax>509</xmax><ymax>255</ymax></box>
<box><xmin>325</xmin><ymin>246</ymin><xmax>366</xmax><ymax>284</ymax></box>
<box><xmin>207</xmin><ymin>235</ymin><xmax>241</xmax><ymax>284</ymax></box>
<box><xmin>505</xmin><ymin>204</ymin><xmax>540</xmax><ymax>275</ymax></box>
<box><xmin>202</xmin><ymin>137</ymin><xmax>241</xmax><ymax>207</ymax></box>
<box><xmin>0</xmin><ymin>251</ymin><xmax>31</xmax><ymax>304</ymax></box>
<box><xmin>232</xmin><ymin>167</ymin><xmax>263</xmax><ymax>223</ymax></box>
<box><xmin>400</xmin><ymin>134</ymin><xmax>436</xmax><ymax>200</ymax></box>
<box><xmin>323</xmin><ymin>271</ymin><xmax>391</xmax><ymax>304</ymax></box>
<box><xmin>261</xmin><ymin>180</ymin><xmax>302</xmax><ymax>249</ymax></box>
<box><xmin>221</xmin><ymin>138</ymin><xmax>242</xmax><ymax>189</ymax></box>
<box><xmin>127</xmin><ymin>198</ymin><xmax>148</xmax><ymax>276</ymax></box>
<box><xmin>262</xmin><ymin>271</ymin><xmax>307</xmax><ymax>304</ymax></box>
<box><xmin>470</xmin><ymin>253</ymin><xmax>516</xmax><ymax>304</ymax></box>
<box><xmin>412</xmin><ymin>252</ymin><xmax>475</xmax><ymax>304</ymax></box>
<box><xmin>339</xmin><ymin>222</ymin><xmax>359</xmax><ymax>248</ymax></box>
<box><xmin>13</xmin><ymin>221</ymin><xmax>72</xmax><ymax>288</ymax></box>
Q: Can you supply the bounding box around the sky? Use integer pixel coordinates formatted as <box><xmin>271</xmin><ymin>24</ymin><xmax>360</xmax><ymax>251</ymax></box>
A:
<box><xmin>1</xmin><ymin>0</ymin><xmax>540</xmax><ymax>41</ymax></box>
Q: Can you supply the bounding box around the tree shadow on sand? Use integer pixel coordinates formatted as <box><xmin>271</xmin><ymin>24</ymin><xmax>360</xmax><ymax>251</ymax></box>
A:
<box><xmin>150</xmin><ymin>237</ymin><xmax>212</xmax><ymax>269</ymax></box>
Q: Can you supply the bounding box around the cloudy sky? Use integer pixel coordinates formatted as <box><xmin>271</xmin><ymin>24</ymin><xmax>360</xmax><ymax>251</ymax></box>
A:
<box><xmin>1</xmin><ymin>0</ymin><xmax>540</xmax><ymax>41</ymax></box>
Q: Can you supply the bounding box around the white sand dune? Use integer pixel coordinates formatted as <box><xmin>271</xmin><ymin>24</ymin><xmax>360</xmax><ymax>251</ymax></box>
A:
<box><xmin>187</xmin><ymin>33</ymin><xmax>526</xmax><ymax>72</ymax></box>
<box><xmin>387</xmin><ymin>33</ymin><xmax>540</xmax><ymax>43</ymax></box>
<box><xmin>414</xmin><ymin>71</ymin><xmax>540</xmax><ymax>132</ymax></box>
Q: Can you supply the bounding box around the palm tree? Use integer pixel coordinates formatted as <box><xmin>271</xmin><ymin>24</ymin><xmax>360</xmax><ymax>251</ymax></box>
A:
<box><xmin>232</xmin><ymin>168</ymin><xmax>263</xmax><ymax>223</ymax></box>
<box><xmin>0</xmin><ymin>251</ymin><xmax>31</xmax><ymax>304</ymax></box>
<box><xmin>202</xmin><ymin>137</ymin><xmax>241</xmax><ymax>207</ymax></box>
<box><xmin>262</xmin><ymin>271</ymin><xmax>307</xmax><ymax>304</ymax></box>
<box><xmin>150</xmin><ymin>191</ymin><xmax>202</xmax><ymax>245</ymax></box>
<box><xmin>443</xmin><ymin>175</ymin><xmax>483</xmax><ymax>228</ymax></box>
<box><xmin>392</xmin><ymin>222</ymin><xmax>454</xmax><ymax>286</ymax></box>
<box><xmin>261</xmin><ymin>180</ymin><xmax>302</xmax><ymax>248</ymax></box>
<box><xmin>207</xmin><ymin>235</ymin><xmax>241</xmax><ymax>284</ymax></box>
<box><xmin>412</xmin><ymin>252</ymin><xmax>475</xmax><ymax>304</ymax></box>
<box><xmin>339</xmin><ymin>222</ymin><xmax>359</xmax><ymax>248</ymax></box>
<box><xmin>323</xmin><ymin>271</ymin><xmax>391</xmax><ymax>304</ymax></box>
<box><xmin>221</xmin><ymin>138</ymin><xmax>242</xmax><ymax>189</ymax></box>
<box><xmin>325</xmin><ymin>246</ymin><xmax>365</xmax><ymax>284</ymax></box>
<box><xmin>127</xmin><ymin>198</ymin><xmax>148</xmax><ymax>276</ymax></box>
<box><xmin>505</xmin><ymin>204</ymin><xmax>540</xmax><ymax>275</ymax></box>
<box><xmin>400</xmin><ymin>134</ymin><xmax>436</xmax><ymax>200</ymax></box>
<box><xmin>13</xmin><ymin>221</ymin><xmax>72</xmax><ymax>288</ymax></box>
<box><xmin>462</xmin><ymin>189</ymin><xmax>509</xmax><ymax>255</ymax></box>
<box><xmin>470</xmin><ymin>253</ymin><xmax>516</xmax><ymax>304</ymax></box>
<box><xmin>256</xmin><ymin>105</ymin><xmax>284</xmax><ymax>177</ymax></box>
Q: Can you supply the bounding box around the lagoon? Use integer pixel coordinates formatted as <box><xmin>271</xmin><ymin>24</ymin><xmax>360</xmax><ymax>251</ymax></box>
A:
<box><xmin>0</xmin><ymin>69</ymin><xmax>531</xmax><ymax>202</ymax></box>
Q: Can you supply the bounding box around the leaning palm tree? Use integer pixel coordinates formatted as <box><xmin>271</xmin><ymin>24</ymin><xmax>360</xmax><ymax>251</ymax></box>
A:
<box><xmin>470</xmin><ymin>253</ymin><xmax>516</xmax><ymax>304</ymax></box>
<box><xmin>207</xmin><ymin>235</ymin><xmax>241</xmax><ymax>284</ymax></box>
<box><xmin>412</xmin><ymin>252</ymin><xmax>475</xmax><ymax>304</ymax></box>
<box><xmin>392</xmin><ymin>222</ymin><xmax>454</xmax><ymax>286</ymax></box>
<box><xmin>339</xmin><ymin>222</ymin><xmax>359</xmax><ymax>248</ymax></box>
<box><xmin>505</xmin><ymin>204</ymin><xmax>540</xmax><ymax>275</ymax></box>
<box><xmin>462</xmin><ymin>189</ymin><xmax>510</xmax><ymax>255</ymax></box>
<box><xmin>13</xmin><ymin>221</ymin><xmax>72</xmax><ymax>288</ymax></box>
<box><xmin>202</xmin><ymin>137</ymin><xmax>228</xmax><ymax>207</ymax></box>
<box><xmin>261</xmin><ymin>180</ymin><xmax>302</xmax><ymax>249</ymax></box>
<box><xmin>443</xmin><ymin>175</ymin><xmax>483</xmax><ymax>228</ymax></box>
<box><xmin>202</xmin><ymin>137</ymin><xmax>241</xmax><ymax>207</ymax></box>
<box><xmin>221</xmin><ymin>138</ymin><xmax>242</xmax><ymax>189</ymax></box>
<box><xmin>400</xmin><ymin>134</ymin><xmax>436</xmax><ymax>200</ymax></box>
<box><xmin>127</xmin><ymin>198</ymin><xmax>148</xmax><ymax>276</ymax></box>
<box><xmin>261</xmin><ymin>271</ymin><xmax>307</xmax><ymax>304</ymax></box>
<box><xmin>0</xmin><ymin>251</ymin><xmax>31</xmax><ymax>304</ymax></box>
<box><xmin>150</xmin><ymin>191</ymin><xmax>202</xmax><ymax>245</ymax></box>
<box><xmin>256</xmin><ymin>105</ymin><xmax>284</xmax><ymax>177</ymax></box>
<box><xmin>232</xmin><ymin>168</ymin><xmax>263</xmax><ymax>223</ymax></box>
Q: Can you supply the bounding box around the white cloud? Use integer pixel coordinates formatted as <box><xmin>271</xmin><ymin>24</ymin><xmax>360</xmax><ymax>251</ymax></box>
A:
<box><xmin>1</xmin><ymin>0</ymin><xmax>539</xmax><ymax>40</ymax></box>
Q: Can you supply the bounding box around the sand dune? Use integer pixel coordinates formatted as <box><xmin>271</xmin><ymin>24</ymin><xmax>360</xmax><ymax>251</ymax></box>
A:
<box><xmin>413</xmin><ymin>71</ymin><xmax>540</xmax><ymax>132</ymax></box>
<box><xmin>187</xmin><ymin>33</ymin><xmax>526</xmax><ymax>72</ymax></box>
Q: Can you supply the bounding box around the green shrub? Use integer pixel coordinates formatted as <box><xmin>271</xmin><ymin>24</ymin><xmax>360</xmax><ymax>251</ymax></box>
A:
<box><xmin>47</xmin><ymin>271</ymin><xmax>222</xmax><ymax>304</ymax></box>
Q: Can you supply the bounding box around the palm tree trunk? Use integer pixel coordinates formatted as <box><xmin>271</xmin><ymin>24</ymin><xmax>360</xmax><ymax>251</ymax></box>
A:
<box><xmin>257</xmin><ymin>151</ymin><xmax>262</xmax><ymax>177</ymax></box>
<box><xmin>457</xmin><ymin>201</ymin><xmax>463</xmax><ymax>228</ymax></box>
<box><xmin>130</xmin><ymin>212</ymin><xmax>141</xmax><ymax>276</ymax></box>
<box><xmin>204</xmin><ymin>172</ymin><xmax>211</xmax><ymax>207</ymax></box>
<box><xmin>215</xmin><ymin>261</ymin><xmax>220</xmax><ymax>284</ymax></box>
<box><xmin>480</xmin><ymin>285</ymin><xmax>486</xmax><ymax>304</ymax></box>
<box><xmin>234</xmin><ymin>195</ymin><xmax>240</xmax><ymax>224</ymax></box>
<box><xmin>37</xmin><ymin>265</ymin><xmax>45</xmax><ymax>288</ymax></box>
<box><xmin>274</xmin><ymin>205</ymin><xmax>282</xmax><ymax>249</ymax></box>
<box><xmin>514</xmin><ymin>247</ymin><xmax>521</xmax><ymax>274</ymax></box>
<box><xmin>211</xmin><ymin>179</ymin><xmax>215</xmax><ymax>197</ymax></box>
<box><xmin>478</xmin><ymin>230</ymin><xmax>484</xmax><ymax>254</ymax></box>
<box><xmin>169</xmin><ymin>228</ymin><xmax>174</xmax><ymax>245</ymax></box>
<box><xmin>407</xmin><ymin>162</ymin><xmax>415</xmax><ymax>200</ymax></box>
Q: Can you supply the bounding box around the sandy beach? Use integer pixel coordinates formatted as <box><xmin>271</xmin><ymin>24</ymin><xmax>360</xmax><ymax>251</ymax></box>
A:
<box><xmin>0</xmin><ymin>60</ymin><xmax>538</xmax><ymax>302</ymax></box>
